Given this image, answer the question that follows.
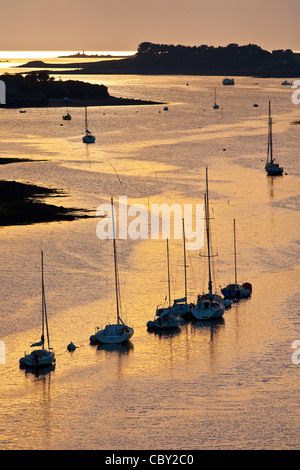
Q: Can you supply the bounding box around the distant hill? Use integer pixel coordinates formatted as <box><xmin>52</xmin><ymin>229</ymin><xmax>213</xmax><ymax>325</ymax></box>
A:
<box><xmin>23</xmin><ymin>42</ymin><xmax>300</xmax><ymax>77</ymax></box>
<box><xmin>80</xmin><ymin>42</ymin><xmax>300</xmax><ymax>77</ymax></box>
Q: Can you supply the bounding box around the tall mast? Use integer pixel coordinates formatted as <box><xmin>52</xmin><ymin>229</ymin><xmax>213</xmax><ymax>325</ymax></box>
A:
<box><xmin>267</xmin><ymin>101</ymin><xmax>274</xmax><ymax>164</ymax></box>
<box><xmin>41</xmin><ymin>250</ymin><xmax>45</xmax><ymax>348</ymax></box>
<box><xmin>233</xmin><ymin>219</ymin><xmax>237</xmax><ymax>284</ymax></box>
<box><xmin>205</xmin><ymin>167</ymin><xmax>213</xmax><ymax>299</ymax></box>
<box><xmin>111</xmin><ymin>198</ymin><xmax>120</xmax><ymax>324</ymax></box>
<box><xmin>85</xmin><ymin>105</ymin><xmax>88</xmax><ymax>133</ymax></box>
<box><xmin>167</xmin><ymin>238</ymin><xmax>171</xmax><ymax>308</ymax></box>
<box><xmin>41</xmin><ymin>250</ymin><xmax>50</xmax><ymax>350</ymax></box>
<box><xmin>269</xmin><ymin>101</ymin><xmax>273</xmax><ymax>163</ymax></box>
<box><xmin>182</xmin><ymin>218</ymin><xmax>187</xmax><ymax>300</ymax></box>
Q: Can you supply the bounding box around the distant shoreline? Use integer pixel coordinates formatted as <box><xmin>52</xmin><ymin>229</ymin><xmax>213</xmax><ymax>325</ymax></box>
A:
<box><xmin>0</xmin><ymin>97</ymin><xmax>162</xmax><ymax>109</ymax></box>
<box><xmin>57</xmin><ymin>52</ymin><xmax>131</xmax><ymax>59</ymax></box>
<box><xmin>0</xmin><ymin>72</ymin><xmax>162</xmax><ymax>108</ymax></box>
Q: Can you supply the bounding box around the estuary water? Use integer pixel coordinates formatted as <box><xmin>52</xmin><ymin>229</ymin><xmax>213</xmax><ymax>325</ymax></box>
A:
<box><xmin>0</xmin><ymin>65</ymin><xmax>299</xmax><ymax>449</ymax></box>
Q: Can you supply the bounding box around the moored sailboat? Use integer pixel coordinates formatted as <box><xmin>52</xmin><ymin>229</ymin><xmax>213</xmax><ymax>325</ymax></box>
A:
<box><xmin>213</xmin><ymin>88</ymin><xmax>219</xmax><ymax>109</ymax></box>
<box><xmin>62</xmin><ymin>109</ymin><xmax>71</xmax><ymax>120</ymax></box>
<box><xmin>155</xmin><ymin>219</ymin><xmax>193</xmax><ymax>319</ymax></box>
<box><xmin>222</xmin><ymin>78</ymin><xmax>235</xmax><ymax>85</ymax></box>
<box><xmin>191</xmin><ymin>168</ymin><xmax>225</xmax><ymax>321</ymax></box>
<box><xmin>82</xmin><ymin>105</ymin><xmax>95</xmax><ymax>143</ymax></box>
<box><xmin>265</xmin><ymin>101</ymin><xmax>283</xmax><ymax>176</ymax></box>
<box><xmin>221</xmin><ymin>219</ymin><xmax>252</xmax><ymax>300</ymax></box>
<box><xmin>90</xmin><ymin>198</ymin><xmax>134</xmax><ymax>344</ymax></box>
<box><xmin>147</xmin><ymin>239</ymin><xmax>181</xmax><ymax>331</ymax></box>
<box><xmin>19</xmin><ymin>251</ymin><xmax>56</xmax><ymax>368</ymax></box>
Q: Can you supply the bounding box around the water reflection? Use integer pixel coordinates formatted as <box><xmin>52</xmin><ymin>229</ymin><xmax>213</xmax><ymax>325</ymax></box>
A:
<box><xmin>94</xmin><ymin>341</ymin><xmax>134</xmax><ymax>355</ymax></box>
<box><xmin>147</xmin><ymin>327</ymin><xmax>181</xmax><ymax>338</ymax></box>
<box><xmin>21</xmin><ymin>364</ymin><xmax>56</xmax><ymax>378</ymax></box>
<box><xmin>191</xmin><ymin>318</ymin><xmax>225</xmax><ymax>336</ymax></box>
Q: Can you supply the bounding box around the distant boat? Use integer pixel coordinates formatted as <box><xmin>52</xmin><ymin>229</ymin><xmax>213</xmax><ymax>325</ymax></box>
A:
<box><xmin>265</xmin><ymin>101</ymin><xmax>283</xmax><ymax>176</ymax></box>
<box><xmin>62</xmin><ymin>108</ymin><xmax>71</xmax><ymax>120</ymax></box>
<box><xmin>147</xmin><ymin>239</ymin><xmax>181</xmax><ymax>331</ymax></box>
<box><xmin>19</xmin><ymin>251</ymin><xmax>56</xmax><ymax>369</ymax></box>
<box><xmin>90</xmin><ymin>198</ymin><xmax>134</xmax><ymax>344</ymax></box>
<box><xmin>281</xmin><ymin>80</ymin><xmax>292</xmax><ymax>86</ymax></box>
<box><xmin>221</xmin><ymin>219</ymin><xmax>252</xmax><ymax>300</ymax></box>
<box><xmin>82</xmin><ymin>105</ymin><xmax>95</xmax><ymax>143</ymax></box>
<box><xmin>191</xmin><ymin>168</ymin><xmax>225</xmax><ymax>321</ymax></box>
<box><xmin>222</xmin><ymin>78</ymin><xmax>235</xmax><ymax>85</ymax></box>
<box><xmin>213</xmin><ymin>88</ymin><xmax>219</xmax><ymax>109</ymax></box>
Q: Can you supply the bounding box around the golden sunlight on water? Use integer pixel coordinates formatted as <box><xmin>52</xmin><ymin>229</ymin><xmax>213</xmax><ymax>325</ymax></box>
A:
<box><xmin>0</xmin><ymin>72</ymin><xmax>299</xmax><ymax>449</ymax></box>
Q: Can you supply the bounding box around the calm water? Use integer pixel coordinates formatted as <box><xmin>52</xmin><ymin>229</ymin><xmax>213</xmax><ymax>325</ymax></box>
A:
<box><xmin>0</xmin><ymin>64</ymin><xmax>299</xmax><ymax>449</ymax></box>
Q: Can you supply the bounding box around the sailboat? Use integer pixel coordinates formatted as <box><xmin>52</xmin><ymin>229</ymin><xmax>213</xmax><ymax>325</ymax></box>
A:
<box><xmin>213</xmin><ymin>88</ymin><xmax>219</xmax><ymax>109</ymax></box>
<box><xmin>158</xmin><ymin>219</ymin><xmax>194</xmax><ymax>318</ymax></box>
<box><xmin>90</xmin><ymin>198</ymin><xmax>134</xmax><ymax>344</ymax></box>
<box><xmin>221</xmin><ymin>219</ymin><xmax>252</xmax><ymax>300</ymax></box>
<box><xmin>191</xmin><ymin>168</ymin><xmax>225</xmax><ymax>321</ymax></box>
<box><xmin>265</xmin><ymin>101</ymin><xmax>283</xmax><ymax>176</ymax></box>
<box><xmin>19</xmin><ymin>251</ymin><xmax>56</xmax><ymax>368</ymax></box>
<box><xmin>62</xmin><ymin>107</ymin><xmax>71</xmax><ymax>120</ymax></box>
<box><xmin>82</xmin><ymin>105</ymin><xmax>95</xmax><ymax>143</ymax></box>
<box><xmin>147</xmin><ymin>239</ymin><xmax>181</xmax><ymax>330</ymax></box>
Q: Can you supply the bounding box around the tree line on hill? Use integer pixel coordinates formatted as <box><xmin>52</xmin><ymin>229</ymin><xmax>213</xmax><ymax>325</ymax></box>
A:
<box><xmin>79</xmin><ymin>41</ymin><xmax>299</xmax><ymax>76</ymax></box>
<box><xmin>134</xmin><ymin>42</ymin><xmax>297</xmax><ymax>72</ymax></box>
<box><xmin>0</xmin><ymin>72</ymin><xmax>109</xmax><ymax>107</ymax></box>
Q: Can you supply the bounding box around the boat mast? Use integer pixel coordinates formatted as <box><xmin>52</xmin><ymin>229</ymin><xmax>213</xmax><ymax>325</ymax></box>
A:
<box><xmin>41</xmin><ymin>250</ymin><xmax>50</xmax><ymax>350</ymax></box>
<box><xmin>205</xmin><ymin>167</ymin><xmax>213</xmax><ymax>299</ymax></box>
<box><xmin>167</xmin><ymin>238</ymin><xmax>171</xmax><ymax>308</ymax></box>
<box><xmin>267</xmin><ymin>101</ymin><xmax>274</xmax><ymax>164</ymax></box>
<box><xmin>182</xmin><ymin>218</ymin><xmax>187</xmax><ymax>300</ymax></box>
<box><xmin>233</xmin><ymin>219</ymin><xmax>237</xmax><ymax>284</ymax></box>
<box><xmin>269</xmin><ymin>101</ymin><xmax>273</xmax><ymax>163</ymax></box>
<box><xmin>41</xmin><ymin>250</ymin><xmax>45</xmax><ymax>348</ymax></box>
<box><xmin>111</xmin><ymin>198</ymin><xmax>120</xmax><ymax>324</ymax></box>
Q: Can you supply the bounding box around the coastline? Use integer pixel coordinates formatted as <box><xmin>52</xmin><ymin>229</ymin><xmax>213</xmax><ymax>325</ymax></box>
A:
<box><xmin>0</xmin><ymin>178</ymin><xmax>95</xmax><ymax>226</ymax></box>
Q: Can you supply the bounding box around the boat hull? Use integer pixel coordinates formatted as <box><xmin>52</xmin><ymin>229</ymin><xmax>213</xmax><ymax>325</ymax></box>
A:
<box><xmin>19</xmin><ymin>350</ymin><xmax>55</xmax><ymax>368</ymax></box>
<box><xmin>191</xmin><ymin>295</ymin><xmax>225</xmax><ymax>320</ymax></box>
<box><xmin>191</xmin><ymin>305</ymin><xmax>225</xmax><ymax>320</ymax></box>
<box><xmin>221</xmin><ymin>285</ymin><xmax>251</xmax><ymax>300</ymax></box>
<box><xmin>265</xmin><ymin>167</ymin><xmax>283</xmax><ymax>176</ymax></box>
<box><xmin>265</xmin><ymin>162</ymin><xmax>283</xmax><ymax>176</ymax></box>
<box><xmin>83</xmin><ymin>135</ymin><xmax>95</xmax><ymax>144</ymax></box>
<box><xmin>147</xmin><ymin>318</ymin><xmax>180</xmax><ymax>330</ymax></box>
<box><xmin>91</xmin><ymin>324</ymin><xmax>134</xmax><ymax>344</ymax></box>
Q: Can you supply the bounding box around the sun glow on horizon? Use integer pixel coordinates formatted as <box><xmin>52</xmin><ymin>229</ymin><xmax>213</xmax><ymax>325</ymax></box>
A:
<box><xmin>0</xmin><ymin>50</ymin><xmax>136</xmax><ymax>60</ymax></box>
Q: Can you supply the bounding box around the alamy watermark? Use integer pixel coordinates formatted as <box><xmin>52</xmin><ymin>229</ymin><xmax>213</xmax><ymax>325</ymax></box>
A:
<box><xmin>0</xmin><ymin>340</ymin><xmax>6</xmax><ymax>364</ymax></box>
<box><xmin>96</xmin><ymin>196</ymin><xmax>204</xmax><ymax>251</ymax></box>
<box><xmin>0</xmin><ymin>80</ymin><xmax>6</xmax><ymax>105</ymax></box>
<box><xmin>292</xmin><ymin>80</ymin><xmax>300</xmax><ymax>105</ymax></box>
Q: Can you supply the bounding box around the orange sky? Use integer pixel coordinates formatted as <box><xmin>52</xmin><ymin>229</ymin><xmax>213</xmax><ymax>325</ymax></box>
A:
<box><xmin>1</xmin><ymin>0</ymin><xmax>299</xmax><ymax>51</ymax></box>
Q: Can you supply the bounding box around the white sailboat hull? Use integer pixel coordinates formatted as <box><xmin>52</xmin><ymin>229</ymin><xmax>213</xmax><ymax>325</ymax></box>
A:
<box><xmin>191</xmin><ymin>305</ymin><xmax>224</xmax><ymax>320</ymax></box>
<box><xmin>191</xmin><ymin>296</ymin><xmax>225</xmax><ymax>320</ymax></box>
<box><xmin>91</xmin><ymin>324</ymin><xmax>134</xmax><ymax>344</ymax></box>
<box><xmin>19</xmin><ymin>349</ymin><xmax>55</xmax><ymax>368</ymax></box>
<box><xmin>148</xmin><ymin>310</ymin><xmax>180</xmax><ymax>330</ymax></box>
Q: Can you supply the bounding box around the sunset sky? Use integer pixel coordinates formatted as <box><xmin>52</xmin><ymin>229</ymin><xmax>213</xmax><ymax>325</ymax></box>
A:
<box><xmin>1</xmin><ymin>0</ymin><xmax>299</xmax><ymax>51</ymax></box>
